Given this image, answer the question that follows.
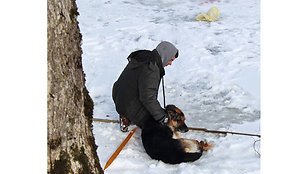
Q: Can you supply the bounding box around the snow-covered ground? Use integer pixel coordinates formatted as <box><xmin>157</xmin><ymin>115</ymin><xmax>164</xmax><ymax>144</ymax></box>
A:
<box><xmin>76</xmin><ymin>0</ymin><xmax>260</xmax><ymax>173</ymax></box>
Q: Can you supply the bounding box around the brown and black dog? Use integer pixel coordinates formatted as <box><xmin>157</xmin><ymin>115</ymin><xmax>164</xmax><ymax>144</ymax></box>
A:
<box><xmin>141</xmin><ymin>105</ymin><xmax>213</xmax><ymax>164</ymax></box>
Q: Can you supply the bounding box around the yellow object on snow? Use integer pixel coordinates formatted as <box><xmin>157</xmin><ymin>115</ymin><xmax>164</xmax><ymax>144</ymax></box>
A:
<box><xmin>196</xmin><ymin>7</ymin><xmax>220</xmax><ymax>22</ymax></box>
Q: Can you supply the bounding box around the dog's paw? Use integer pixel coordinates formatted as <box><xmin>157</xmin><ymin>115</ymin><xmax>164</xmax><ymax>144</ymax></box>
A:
<box><xmin>200</xmin><ymin>140</ymin><xmax>214</xmax><ymax>151</ymax></box>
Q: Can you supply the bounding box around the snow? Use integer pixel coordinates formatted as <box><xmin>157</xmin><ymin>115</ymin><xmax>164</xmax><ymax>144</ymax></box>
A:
<box><xmin>76</xmin><ymin>0</ymin><xmax>260</xmax><ymax>173</ymax></box>
<box><xmin>93</xmin><ymin>121</ymin><xmax>260</xmax><ymax>174</ymax></box>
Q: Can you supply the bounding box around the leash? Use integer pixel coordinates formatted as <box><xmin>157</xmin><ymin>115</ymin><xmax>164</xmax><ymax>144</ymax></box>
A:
<box><xmin>162</xmin><ymin>77</ymin><xmax>166</xmax><ymax>108</ymax></box>
<box><xmin>188</xmin><ymin>126</ymin><xmax>261</xmax><ymax>138</ymax></box>
<box><xmin>93</xmin><ymin>118</ymin><xmax>261</xmax><ymax>138</ymax></box>
<box><xmin>104</xmin><ymin>127</ymin><xmax>138</xmax><ymax>170</ymax></box>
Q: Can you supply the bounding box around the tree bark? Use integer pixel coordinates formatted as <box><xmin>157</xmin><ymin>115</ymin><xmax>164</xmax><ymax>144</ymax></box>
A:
<box><xmin>47</xmin><ymin>0</ymin><xmax>103</xmax><ymax>173</ymax></box>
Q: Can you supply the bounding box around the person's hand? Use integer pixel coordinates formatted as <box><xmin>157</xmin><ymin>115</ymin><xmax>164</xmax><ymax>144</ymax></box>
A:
<box><xmin>158</xmin><ymin>114</ymin><xmax>169</xmax><ymax>125</ymax></box>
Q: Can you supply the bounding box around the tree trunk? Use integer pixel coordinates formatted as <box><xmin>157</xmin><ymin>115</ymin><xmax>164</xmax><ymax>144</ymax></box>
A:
<box><xmin>47</xmin><ymin>0</ymin><xmax>103</xmax><ymax>173</ymax></box>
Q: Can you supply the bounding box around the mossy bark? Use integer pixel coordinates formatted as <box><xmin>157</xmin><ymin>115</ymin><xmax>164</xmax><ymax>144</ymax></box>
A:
<box><xmin>47</xmin><ymin>0</ymin><xmax>103</xmax><ymax>173</ymax></box>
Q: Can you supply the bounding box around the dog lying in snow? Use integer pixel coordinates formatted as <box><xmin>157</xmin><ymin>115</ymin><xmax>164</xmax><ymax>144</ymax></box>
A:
<box><xmin>141</xmin><ymin>105</ymin><xmax>213</xmax><ymax>164</ymax></box>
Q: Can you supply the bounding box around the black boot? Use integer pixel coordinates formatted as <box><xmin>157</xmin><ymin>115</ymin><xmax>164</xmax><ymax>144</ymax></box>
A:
<box><xmin>119</xmin><ymin>115</ymin><xmax>131</xmax><ymax>132</ymax></box>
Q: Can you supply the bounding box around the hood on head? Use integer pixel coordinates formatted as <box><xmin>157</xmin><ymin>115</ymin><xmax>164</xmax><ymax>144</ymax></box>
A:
<box><xmin>156</xmin><ymin>41</ymin><xmax>179</xmax><ymax>67</ymax></box>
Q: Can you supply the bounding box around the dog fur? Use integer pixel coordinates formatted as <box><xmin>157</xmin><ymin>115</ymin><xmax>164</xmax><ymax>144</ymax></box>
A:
<box><xmin>141</xmin><ymin>105</ymin><xmax>213</xmax><ymax>164</ymax></box>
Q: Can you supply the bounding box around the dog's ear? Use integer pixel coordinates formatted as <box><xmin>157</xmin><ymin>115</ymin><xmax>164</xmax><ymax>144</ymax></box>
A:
<box><xmin>165</xmin><ymin>104</ymin><xmax>176</xmax><ymax>111</ymax></box>
<box><xmin>166</xmin><ymin>108</ymin><xmax>173</xmax><ymax>114</ymax></box>
<box><xmin>166</xmin><ymin>104</ymin><xmax>182</xmax><ymax>118</ymax></box>
<box><xmin>167</xmin><ymin>109</ymin><xmax>179</xmax><ymax>120</ymax></box>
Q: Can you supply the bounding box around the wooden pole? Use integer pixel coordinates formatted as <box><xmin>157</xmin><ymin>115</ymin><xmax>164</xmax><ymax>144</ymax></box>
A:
<box><xmin>188</xmin><ymin>127</ymin><xmax>260</xmax><ymax>138</ymax></box>
<box><xmin>93</xmin><ymin>118</ymin><xmax>119</xmax><ymax>123</ymax></box>
<box><xmin>93</xmin><ymin>118</ymin><xmax>260</xmax><ymax>138</ymax></box>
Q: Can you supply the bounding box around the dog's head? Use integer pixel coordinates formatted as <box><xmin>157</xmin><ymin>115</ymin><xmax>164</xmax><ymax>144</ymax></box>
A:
<box><xmin>165</xmin><ymin>105</ymin><xmax>189</xmax><ymax>133</ymax></box>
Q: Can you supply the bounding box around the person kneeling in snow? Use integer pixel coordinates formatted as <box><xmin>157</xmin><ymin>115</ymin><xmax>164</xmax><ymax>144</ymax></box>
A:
<box><xmin>112</xmin><ymin>41</ymin><xmax>179</xmax><ymax>132</ymax></box>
